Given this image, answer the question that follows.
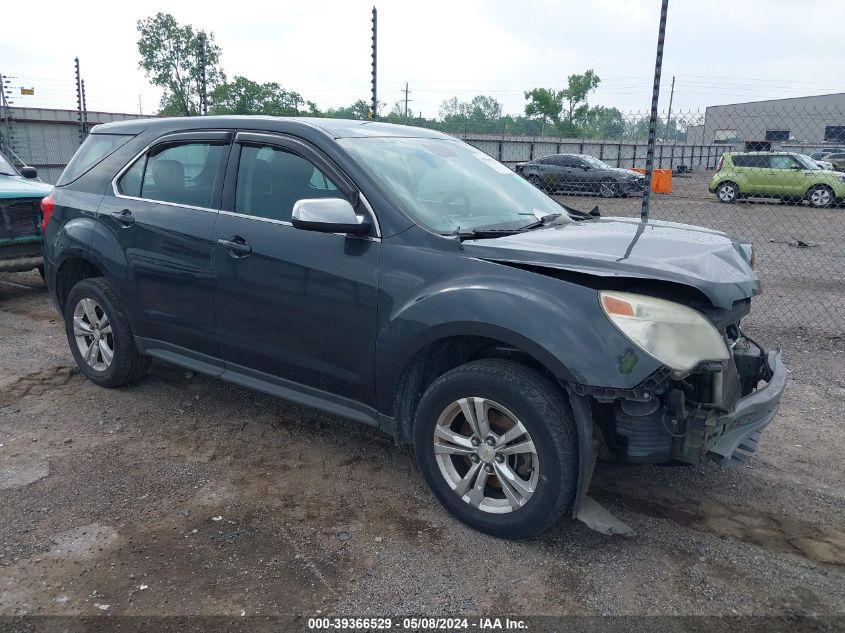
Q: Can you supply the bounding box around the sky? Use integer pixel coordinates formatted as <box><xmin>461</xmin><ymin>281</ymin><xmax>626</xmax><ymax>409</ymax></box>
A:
<box><xmin>2</xmin><ymin>0</ymin><xmax>844</xmax><ymax>119</ymax></box>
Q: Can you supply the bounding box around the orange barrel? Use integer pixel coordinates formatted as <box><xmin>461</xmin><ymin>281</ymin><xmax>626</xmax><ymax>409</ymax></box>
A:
<box><xmin>631</xmin><ymin>168</ymin><xmax>672</xmax><ymax>193</ymax></box>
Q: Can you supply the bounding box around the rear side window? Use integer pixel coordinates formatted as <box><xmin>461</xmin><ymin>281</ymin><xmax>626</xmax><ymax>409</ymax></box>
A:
<box><xmin>117</xmin><ymin>142</ymin><xmax>227</xmax><ymax>208</ymax></box>
<box><xmin>731</xmin><ymin>155</ymin><xmax>767</xmax><ymax>168</ymax></box>
<box><xmin>57</xmin><ymin>134</ymin><xmax>134</xmax><ymax>186</ymax></box>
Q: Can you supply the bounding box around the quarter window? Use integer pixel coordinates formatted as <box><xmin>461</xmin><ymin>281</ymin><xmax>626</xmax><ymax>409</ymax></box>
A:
<box><xmin>234</xmin><ymin>145</ymin><xmax>339</xmax><ymax>222</ymax></box>
<box><xmin>732</xmin><ymin>155</ymin><xmax>767</xmax><ymax>168</ymax></box>
<box><xmin>117</xmin><ymin>142</ymin><xmax>226</xmax><ymax>208</ymax></box>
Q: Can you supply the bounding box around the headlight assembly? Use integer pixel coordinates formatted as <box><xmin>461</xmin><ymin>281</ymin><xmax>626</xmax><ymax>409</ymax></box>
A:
<box><xmin>600</xmin><ymin>291</ymin><xmax>729</xmax><ymax>376</ymax></box>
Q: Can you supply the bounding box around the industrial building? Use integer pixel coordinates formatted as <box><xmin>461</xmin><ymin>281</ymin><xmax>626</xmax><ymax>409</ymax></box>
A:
<box><xmin>686</xmin><ymin>92</ymin><xmax>845</xmax><ymax>152</ymax></box>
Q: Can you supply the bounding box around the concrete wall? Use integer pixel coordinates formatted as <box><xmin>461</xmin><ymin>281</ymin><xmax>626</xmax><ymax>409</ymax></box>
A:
<box><xmin>3</xmin><ymin>108</ymin><xmax>153</xmax><ymax>184</ymax></box>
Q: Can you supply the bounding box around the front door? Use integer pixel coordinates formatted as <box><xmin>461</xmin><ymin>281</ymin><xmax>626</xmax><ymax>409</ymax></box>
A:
<box><xmin>102</xmin><ymin>131</ymin><xmax>231</xmax><ymax>358</ymax></box>
<box><xmin>212</xmin><ymin>133</ymin><xmax>380</xmax><ymax>407</ymax></box>
<box><xmin>768</xmin><ymin>154</ymin><xmax>806</xmax><ymax>198</ymax></box>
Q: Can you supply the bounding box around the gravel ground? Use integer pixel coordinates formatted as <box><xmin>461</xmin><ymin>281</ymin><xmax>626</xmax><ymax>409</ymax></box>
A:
<box><xmin>0</xmin><ymin>189</ymin><xmax>844</xmax><ymax>622</ymax></box>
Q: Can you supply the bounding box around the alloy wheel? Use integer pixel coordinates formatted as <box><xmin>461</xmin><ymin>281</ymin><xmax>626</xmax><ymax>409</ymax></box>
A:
<box><xmin>433</xmin><ymin>397</ymin><xmax>539</xmax><ymax>514</ymax></box>
<box><xmin>599</xmin><ymin>181</ymin><xmax>617</xmax><ymax>198</ymax></box>
<box><xmin>718</xmin><ymin>184</ymin><xmax>737</xmax><ymax>202</ymax></box>
<box><xmin>809</xmin><ymin>187</ymin><xmax>832</xmax><ymax>208</ymax></box>
<box><xmin>72</xmin><ymin>297</ymin><xmax>114</xmax><ymax>372</ymax></box>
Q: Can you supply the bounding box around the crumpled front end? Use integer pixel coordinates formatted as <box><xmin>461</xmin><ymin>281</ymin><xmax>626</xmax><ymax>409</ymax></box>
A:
<box><xmin>578</xmin><ymin>328</ymin><xmax>787</xmax><ymax>467</ymax></box>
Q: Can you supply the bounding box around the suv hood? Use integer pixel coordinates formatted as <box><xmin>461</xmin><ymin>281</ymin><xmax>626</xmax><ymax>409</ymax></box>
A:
<box><xmin>0</xmin><ymin>175</ymin><xmax>53</xmax><ymax>198</ymax></box>
<box><xmin>462</xmin><ymin>217</ymin><xmax>758</xmax><ymax>309</ymax></box>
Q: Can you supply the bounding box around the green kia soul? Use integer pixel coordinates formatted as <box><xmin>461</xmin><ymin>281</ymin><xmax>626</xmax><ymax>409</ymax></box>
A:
<box><xmin>710</xmin><ymin>151</ymin><xmax>845</xmax><ymax>208</ymax></box>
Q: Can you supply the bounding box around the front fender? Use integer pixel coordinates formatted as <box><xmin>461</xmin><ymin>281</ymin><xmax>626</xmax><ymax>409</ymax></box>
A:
<box><xmin>375</xmin><ymin>240</ymin><xmax>662</xmax><ymax>416</ymax></box>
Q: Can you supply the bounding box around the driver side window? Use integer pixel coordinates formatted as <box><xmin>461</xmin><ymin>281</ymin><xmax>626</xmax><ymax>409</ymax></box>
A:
<box><xmin>234</xmin><ymin>145</ymin><xmax>340</xmax><ymax>222</ymax></box>
<box><xmin>770</xmin><ymin>155</ymin><xmax>797</xmax><ymax>170</ymax></box>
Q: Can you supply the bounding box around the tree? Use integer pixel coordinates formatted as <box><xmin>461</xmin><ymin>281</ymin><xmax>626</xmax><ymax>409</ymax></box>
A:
<box><xmin>561</xmin><ymin>70</ymin><xmax>600</xmax><ymax>124</ymax></box>
<box><xmin>325</xmin><ymin>100</ymin><xmax>381</xmax><ymax>120</ymax></box>
<box><xmin>137</xmin><ymin>13</ymin><xmax>225</xmax><ymax>116</ymax></box>
<box><xmin>523</xmin><ymin>88</ymin><xmax>564</xmax><ymax>129</ymax></box>
<box><xmin>209</xmin><ymin>77</ymin><xmax>304</xmax><ymax>116</ymax></box>
<box><xmin>524</xmin><ymin>70</ymin><xmax>601</xmax><ymax>135</ymax></box>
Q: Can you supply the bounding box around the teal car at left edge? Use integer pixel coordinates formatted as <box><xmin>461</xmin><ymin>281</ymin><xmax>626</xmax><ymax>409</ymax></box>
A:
<box><xmin>0</xmin><ymin>150</ymin><xmax>53</xmax><ymax>275</ymax></box>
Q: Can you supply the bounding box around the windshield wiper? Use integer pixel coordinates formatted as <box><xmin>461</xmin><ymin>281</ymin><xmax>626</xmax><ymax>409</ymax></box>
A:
<box><xmin>453</xmin><ymin>227</ymin><xmax>526</xmax><ymax>241</ymax></box>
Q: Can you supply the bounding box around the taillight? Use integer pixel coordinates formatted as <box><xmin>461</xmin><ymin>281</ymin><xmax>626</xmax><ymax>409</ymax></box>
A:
<box><xmin>715</xmin><ymin>156</ymin><xmax>724</xmax><ymax>172</ymax></box>
<box><xmin>41</xmin><ymin>191</ymin><xmax>55</xmax><ymax>233</ymax></box>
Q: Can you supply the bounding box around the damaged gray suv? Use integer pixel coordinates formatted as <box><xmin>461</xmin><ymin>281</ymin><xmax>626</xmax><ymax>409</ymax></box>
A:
<box><xmin>42</xmin><ymin>117</ymin><xmax>786</xmax><ymax>538</ymax></box>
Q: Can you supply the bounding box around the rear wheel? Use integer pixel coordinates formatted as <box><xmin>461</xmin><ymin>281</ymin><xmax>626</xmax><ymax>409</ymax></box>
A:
<box><xmin>716</xmin><ymin>181</ymin><xmax>739</xmax><ymax>203</ymax></box>
<box><xmin>807</xmin><ymin>185</ymin><xmax>834</xmax><ymax>209</ymax></box>
<box><xmin>413</xmin><ymin>359</ymin><xmax>578</xmax><ymax>538</ymax></box>
<box><xmin>64</xmin><ymin>278</ymin><xmax>150</xmax><ymax>387</ymax></box>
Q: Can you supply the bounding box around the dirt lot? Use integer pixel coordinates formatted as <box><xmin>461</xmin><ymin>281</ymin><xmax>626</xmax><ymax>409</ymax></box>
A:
<box><xmin>1</xmin><ymin>186</ymin><xmax>844</xmax><ymax>622</ymax></box>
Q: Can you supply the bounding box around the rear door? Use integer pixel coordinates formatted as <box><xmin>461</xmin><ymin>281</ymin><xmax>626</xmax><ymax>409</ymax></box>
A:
<box><xmin>731</xmin><ymin>154</ymin><xmax>766</xmax><ymax>194</ymax></box>
<box><xmin>103</xmin><ymin>131</ymin><xmax>231</xmax><ymax>360</ymax></box>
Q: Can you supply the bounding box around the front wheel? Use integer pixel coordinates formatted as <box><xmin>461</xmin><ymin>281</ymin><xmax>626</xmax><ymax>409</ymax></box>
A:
<box><xmin>598</xmin><ymin>180</ymin><xmax>619</xmax><ymax>198</ymax></box>
<box><xmin>413</xmin><ymin>359</ymin><xmax>578</xmax><ymax>538</ymax></box>
<box><xmin>64</xmin><ymin>278</ymin><xmax>150</xmax><ymax>387</ymax></box>
<box><xmin>807</xmin><ymin>185</ymin><xmax>834</xmax><ymax>208</ymax></box>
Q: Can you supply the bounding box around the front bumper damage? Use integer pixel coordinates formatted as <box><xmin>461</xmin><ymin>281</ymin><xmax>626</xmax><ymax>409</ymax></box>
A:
<box><xmin>706</xmin><ymin>350</ymin><xmax>786</xmax><ymax>466</ymax></box>
<box><xmin>568</xmin><ymin>341</ymin><xmax>787</xmax><ymax>525</ymax></box>
<box><xmin>600</xmin><ymin>341</ymin><xmax>786</xmax><ymax>467</ymax></box>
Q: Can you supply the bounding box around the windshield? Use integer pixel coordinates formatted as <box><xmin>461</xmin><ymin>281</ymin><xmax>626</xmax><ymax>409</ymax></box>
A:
<box><xmin>0</xmin><ymin>152</ymin><xmax>17</xmax><ymax>176</ymax></box>
<box><xmin>580</xmin><ymin>155</ymin><xmax>611</xmax><ymax>170</ymax></box>
<box><xmin>338</xmin><ymin>137</ymin><xmax>572</xmax><ymax>234</ymax></box>
<box><xmin>795</xmin><ymin>154</ymin><xmax>820</xmax><ymax>170</ymax></box>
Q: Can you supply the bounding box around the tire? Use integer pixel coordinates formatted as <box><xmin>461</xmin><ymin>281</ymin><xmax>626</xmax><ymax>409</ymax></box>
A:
<box><xmin>64</xmin><ymin>277</ymin><xmax>151</xmax><ymax>387</ymax></box>
<box><xmin>598</xmin><ymin>180</ymin><xmax>618</xmax><ymax>198</ymax></box>
<box><xmin>413</xmin><ymin>359</ymin><xmax>578</xmax><ymax>539</ymax></box>
<box><xmin>716</xmin><ymin>181</ymin><xmax>739</xmax><ymax>204</ymax></box>
<box><xmin>527</xmin><ymin>174</ymin><xmax>544</xmax><ymax>191</ymax></box>
<box><xmin>806</xmin><ymin>185</ymin><xmax>834</xmax><ymax>209</ymax></box>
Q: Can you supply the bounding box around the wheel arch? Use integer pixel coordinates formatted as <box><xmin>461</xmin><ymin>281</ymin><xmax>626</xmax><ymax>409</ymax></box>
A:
<box><xmin>390</xmin><ymin>329</ymin><xmax>595</xmax><ymax>519</ymax></box>
<box><xmin>388</xmin><ymin>325</ymin><xmax>578</xmax><ymax>448</ymax></box>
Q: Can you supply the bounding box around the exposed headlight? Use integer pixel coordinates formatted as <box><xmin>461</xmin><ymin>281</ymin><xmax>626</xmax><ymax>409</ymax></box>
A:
<box><xmin>838</xmin><ymin>175</ymin><xmax>845</xmax><ymax>183</ymax></box>
<box><xmin>600</xmin><ymin>291</ymin><xmax>729</xmax><ymax>376</ymax></box>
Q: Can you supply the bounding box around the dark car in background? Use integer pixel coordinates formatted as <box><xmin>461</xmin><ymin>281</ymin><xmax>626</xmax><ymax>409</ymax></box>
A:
<box><xmin>42</xmin><ymin>117</ymin><xmax>785</xmax><ymax>538</ymax></box>
<box><xmin>0</xmin><ymin>151</ymin><xmax>53</xmax><ymax>275</ymax></box>
<box><xmin>515</xmin><ymin>153</ymin><xmax>645</xmax><ymax>197</ymax></box>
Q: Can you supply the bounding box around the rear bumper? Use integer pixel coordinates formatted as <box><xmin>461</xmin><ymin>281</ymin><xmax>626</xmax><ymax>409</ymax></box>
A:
<box><xmin>706</xmin><ymin>350</ymin><xmax>787</xmax><ymax>466</ymax></box>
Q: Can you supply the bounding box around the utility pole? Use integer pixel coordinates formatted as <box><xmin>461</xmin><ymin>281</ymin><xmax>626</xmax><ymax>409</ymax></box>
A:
<box><xmin>403</xmin><ymin>82</ymin><xmax>411</xmax><ymax>122</ymax></box>
<box><xmin>81</xmin><ymin>79</ymin><xmax>89</xmax><ymax>138</ymax></box>
<box><xmin>138</xmin><ymin>95</ymin><xmax>143</xmax><ymax>115</ymax></box>
<box><xmin>198</xmin><ymin>33</ymin><xmax>208</xmax><ymax>115</ymax></box>
<box><xmin>640</xmin><ymin>0</ymin><xmax>669</xmax><ymax>222</ymax></box>
<box><xmin>0</xmin><ymin>74</ymin><xmax>12</xmax><ymax>152</ymax></box>
<box><xmin>74</xmin><ymin>57</ymin><xmax>84</xmax><ymax>145</ymax></box>
<box><xmin>665</xmin><ymin>75</ymin><xmax>675</xmax><ymax>141</ymax></box>
<box><xmin>370</xmin><ymin>6</ymin><xmax>377</xmax><ymax>120</ymax></box>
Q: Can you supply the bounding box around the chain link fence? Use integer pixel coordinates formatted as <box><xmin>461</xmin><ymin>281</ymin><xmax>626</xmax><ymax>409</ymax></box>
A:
<box><xmin>2</xmin><ymin>102</ymin><xmax>843</xmax><ymax>339</ymax></box>
<box><xmin>453</xmin><ymin>105</ymin><xmax>845</xmax><ymax>341</ymax></box>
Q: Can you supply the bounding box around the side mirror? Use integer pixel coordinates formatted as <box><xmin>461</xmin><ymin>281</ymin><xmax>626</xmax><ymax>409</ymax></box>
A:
<box><xmin>291</xmin><ymin>198</ymin><xmax>369</xmax><ymax>234</ymax></box>
<box><xmin>20</xmin><ymin>166</ymin><xmax>38</xmax><ymax>179</ymax></box>
<box><xmin>581</xmin><ymin>164</ymin><xmax>590</xmax><ymax>170</ymax></box>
